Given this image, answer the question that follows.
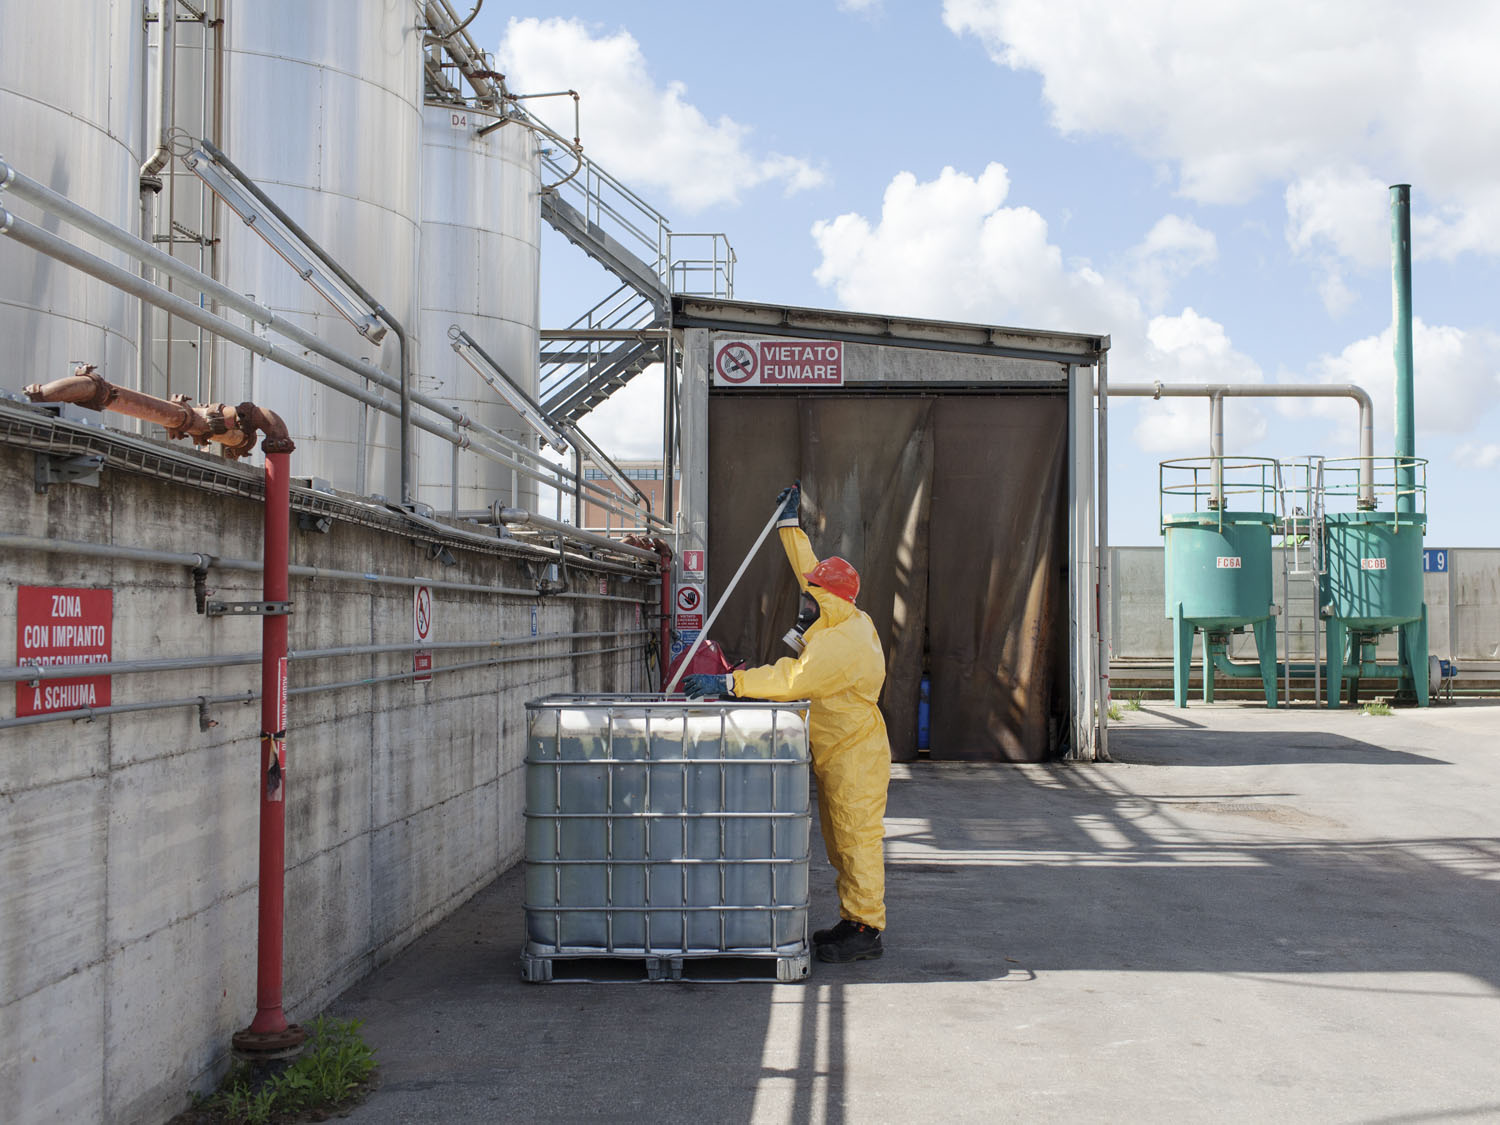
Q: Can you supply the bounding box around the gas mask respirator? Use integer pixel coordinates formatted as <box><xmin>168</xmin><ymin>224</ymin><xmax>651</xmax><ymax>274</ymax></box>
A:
<box><xmin>782</xmin><ymin>592</ymin><xmax>821</xmax><ymax>654</ymax></box>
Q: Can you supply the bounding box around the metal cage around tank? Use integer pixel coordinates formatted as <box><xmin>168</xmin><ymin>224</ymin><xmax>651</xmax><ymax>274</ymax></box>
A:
<box><xmin>522</xmin><ymin>694</ymin><xmax>812</xmax><ymax>982</ymax></box>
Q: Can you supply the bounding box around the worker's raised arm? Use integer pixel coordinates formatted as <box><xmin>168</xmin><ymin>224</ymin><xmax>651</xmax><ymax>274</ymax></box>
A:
<box><xmin>775</xmin><ymin>482</ymin><xmax>820</xmax><ymax>590</ymax></box>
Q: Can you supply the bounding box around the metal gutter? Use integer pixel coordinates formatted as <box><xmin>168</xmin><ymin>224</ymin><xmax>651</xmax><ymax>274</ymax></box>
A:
<box><xmin>673</xmin><ymin>295</ymin><xmax>1108</xmax><ymax>365</ymax></box>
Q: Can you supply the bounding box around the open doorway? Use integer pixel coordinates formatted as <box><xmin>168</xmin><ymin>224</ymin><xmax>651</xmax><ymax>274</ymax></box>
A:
<box><xmin>707</xmin><ymin>392</ymin><xmax>1070</xmax><ymax>762</ymax></box>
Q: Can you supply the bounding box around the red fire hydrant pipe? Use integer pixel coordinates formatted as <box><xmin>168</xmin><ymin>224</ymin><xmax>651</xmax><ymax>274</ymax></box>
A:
<box><xmin>234</xmin><ymin>416</ymin><xmax>304</xmax><ymax>1054</ymax></box>
<box><xmin>25</xmin><ymin>368</ymin><xmax>305</xmax><ymax>1052</ymax></box>
<box><xmin>240</xmin><ymin>449</ymin><xmax>296</xmax><ymax>1041</ymax></box>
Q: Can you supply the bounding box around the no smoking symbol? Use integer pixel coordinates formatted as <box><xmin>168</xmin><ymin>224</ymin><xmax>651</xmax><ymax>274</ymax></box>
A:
<box><xmin>716</xmin><ymin>342</ymin><xmax>756</xmax><ymax>383</ymax></box>
<box><xmin>676</xmin><ymin>586</ymin><xmax>702</xmax><ymax>613</ymax></box>
<box><xmin>414</xmin><ymin>587</ymin><xmax>432</xmax><ymax>640</ymax></box>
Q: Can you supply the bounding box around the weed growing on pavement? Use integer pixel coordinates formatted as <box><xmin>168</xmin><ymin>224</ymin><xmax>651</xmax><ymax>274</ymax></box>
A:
<box><xmin>175</xmin><ymin>1016</ymin><xmax>376</xmax><ymax>1124</ymax></box>
<box><xmin>1125</xmin><ymin>694</ymin><xmax>1144</xmax><ymax>711</ymax></box>
<box><xmin>1362</xmin><ymin>699</ymin><xmax>1393</xmax><ymax>716</ymax></box>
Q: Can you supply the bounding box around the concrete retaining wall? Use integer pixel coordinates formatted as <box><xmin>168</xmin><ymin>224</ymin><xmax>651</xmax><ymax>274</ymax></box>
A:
<box><xmin>0</xmin><ymin>435</ymin><xmax>654</xmax><ymax>1123</ymax></box>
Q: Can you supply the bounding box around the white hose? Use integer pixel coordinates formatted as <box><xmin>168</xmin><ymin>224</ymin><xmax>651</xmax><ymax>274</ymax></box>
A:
<box><xmin>665</xmin><ymin>499</ymin><xmax>786</xmax><ymax>693</ymax></box>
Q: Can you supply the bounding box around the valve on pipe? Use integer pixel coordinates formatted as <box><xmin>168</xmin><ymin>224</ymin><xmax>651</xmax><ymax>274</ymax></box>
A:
<box><xmin>25</xmin><ymin>363</ymin><xmax>294</xmax><ymax>458</ymax></box>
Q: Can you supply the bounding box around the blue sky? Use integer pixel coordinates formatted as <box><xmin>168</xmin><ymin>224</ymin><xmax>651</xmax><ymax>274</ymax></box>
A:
<box><xmin>471</xmin><ymin>1</ymin><xmax>1500</xmax><ymax>547</ymax></box>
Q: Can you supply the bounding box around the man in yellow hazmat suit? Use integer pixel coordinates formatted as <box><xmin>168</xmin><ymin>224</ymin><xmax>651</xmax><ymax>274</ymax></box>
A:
<box><xmin>682</xmin><ymin>483</ymin><xmax>891</xmax><ymax>963</ymax></box>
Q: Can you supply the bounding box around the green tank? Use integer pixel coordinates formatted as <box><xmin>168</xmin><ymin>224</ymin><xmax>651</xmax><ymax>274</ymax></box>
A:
<box><xmin>1321</xmin><ymin>512</ymin><xmax>1424</xmax><ymax>627</ymax></box>
<box><xmin>1163</xmin><ymin>511</ymin><xmax>1278</xmax><ymax>708</ymax></box>
<box><xmin>1320</xmin><ymin>511</ymin><xmax>1428</xmax><ymax>707</ymax></box>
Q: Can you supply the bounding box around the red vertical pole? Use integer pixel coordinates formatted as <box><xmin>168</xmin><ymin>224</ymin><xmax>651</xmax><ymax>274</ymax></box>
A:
<box><xmin>659</xmin><ymin>552</ymin><xmax>673</xmax><ymax>690</ymax></box>
<box><xmin>235</xmin><ymin>448</ymin><xmax>304</xmax><ymax>1052</ymax></box>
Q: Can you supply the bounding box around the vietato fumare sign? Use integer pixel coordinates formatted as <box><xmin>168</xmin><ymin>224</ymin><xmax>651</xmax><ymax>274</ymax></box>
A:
<box><xmin>16</xmin><ymin>586</ymin><xmax>113</xmax><ymax>716</ymax></box>
<box><xmin>712</xmin><ymin>338</ymin><xmax>844</xmax><ymax>388</ymax></box>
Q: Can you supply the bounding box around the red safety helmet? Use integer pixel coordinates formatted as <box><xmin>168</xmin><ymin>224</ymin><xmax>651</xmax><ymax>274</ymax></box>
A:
<box><xmin>804</xmin><ymin>556</ymin><xmax>860</xmax><ymax>603</ymax></box>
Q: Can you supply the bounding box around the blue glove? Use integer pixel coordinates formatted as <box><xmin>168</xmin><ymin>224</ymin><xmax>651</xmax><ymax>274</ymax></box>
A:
<box><xmin>682</xmin><ymin>673</ymin><xmax>732</xmax><ymax>698</ymax></box>
<box><xmin>776</xmin><ymin>481</ymin><xmax>801</xmax><ymax>527</ymax></box>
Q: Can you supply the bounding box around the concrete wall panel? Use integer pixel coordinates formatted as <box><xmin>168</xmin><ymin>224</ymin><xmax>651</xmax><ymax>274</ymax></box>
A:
<box><xmin>106</xmin><ymin>747</ymin><xmax>258</xmax><ymax>948</ymax></box>
<box><xmin>0</xmin><ymin>436</ymin><xmax>651</xmax><ymax>1123</ymax></box>
<box><xmin>103</xmin><ymin>893</ymin><xmax>256</xmax><ymax>1125</ymax></box>
<box><xmin>0</xmin><ymin>964</ymin><xmax>105</xmax><ymax>1123</ymax></box>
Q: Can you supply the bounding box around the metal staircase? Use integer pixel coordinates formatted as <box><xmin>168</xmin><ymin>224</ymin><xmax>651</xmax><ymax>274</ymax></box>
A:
<box><xmin>418</xmin><ymin>12</ymin><xmax>734</xmax><ymax>427</ymax></box>
<box><xmin>536</xmin><ymin>147</ymin><xmax>733</xmax><ymax>423</ymax></box>
<box><xmin>539</xmin><ymin>283</ymin><xmax>665</xmax><ymax>425</ymax></box>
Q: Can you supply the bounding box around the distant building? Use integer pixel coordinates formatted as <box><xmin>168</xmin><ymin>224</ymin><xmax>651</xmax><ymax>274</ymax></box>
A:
<box><xmin>579</xmin><ymin>460</ymin><xmax>677</xmax><ymax>528</ymax></box>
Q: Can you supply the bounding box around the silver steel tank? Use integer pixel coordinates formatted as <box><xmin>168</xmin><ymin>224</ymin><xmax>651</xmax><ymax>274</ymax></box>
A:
<box><xmin>417</xmin><ymin>107</ymin><xmax>542</xmax><ymax>512</ymax></box>
<box><xmin>214</xmin><ymin>0</ymin><xmax>423</xmax><ymax>499</ymax></box>
<box><xmin>0</xmin><ymin>0</ymin><xmax>143</xmax><ymax>388</ymax></box>
<box><xmin>523</xmin><ymin>695</ymin><xmax>812</xmax><ymax>983</ymax></box>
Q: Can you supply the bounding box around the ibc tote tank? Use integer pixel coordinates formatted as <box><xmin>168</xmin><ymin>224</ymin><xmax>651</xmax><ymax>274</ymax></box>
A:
<box><xmin>417</xmin><ymin>107</ymin><xmax>543</xmax><ymax>512</ymax></box>
<box><xmin>215</xmin><ymin>0</ymin><xmax>423</xmax><ymax>499</ymax></box>
<box><xmin>0</xmin><ymin>0</ymin><xmax>143</xmax><ymax>387</ymax></box>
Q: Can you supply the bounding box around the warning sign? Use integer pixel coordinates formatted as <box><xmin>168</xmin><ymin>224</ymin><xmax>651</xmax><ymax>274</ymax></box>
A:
<box><xmin>682</xmin><ymin>550</ymin><xmax>705</xmax><ymax>576</ymax></box>
<box><xmin>676</xmin><ymin>613</ymin><xmax>703</xmax><ymax>631</ymax></box>
<box><xmin>16</xmin><ymin>586</ymin><xmax>113</xmax><ymax>716</ymax></box>
<box><xmin>676</xmin><ymin>585</ymin><xmax>703</xmax><ymax>614</ymax></box>
<box><xmin>413</xmin><ymin>585</ymin><xmax>433</xmax><ymax>683</ymax></box>
<box><xmin>712</xmin><ymin>338</ymin><xmax>843</xmax><ymax>388</ymax></box>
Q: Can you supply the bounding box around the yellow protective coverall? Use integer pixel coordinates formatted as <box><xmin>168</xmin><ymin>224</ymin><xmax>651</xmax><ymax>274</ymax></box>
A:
<box><xmin>732</xmin><ymin>527</ymin><xmax>891</xmax><ymax>931</ymax></box>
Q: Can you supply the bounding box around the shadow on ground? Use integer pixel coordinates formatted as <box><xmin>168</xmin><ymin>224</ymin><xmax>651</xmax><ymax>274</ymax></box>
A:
<box><xmin>334</xmin><ymin>729</ymin><xmax>1500</xmax><ymax>1123</ymax></box>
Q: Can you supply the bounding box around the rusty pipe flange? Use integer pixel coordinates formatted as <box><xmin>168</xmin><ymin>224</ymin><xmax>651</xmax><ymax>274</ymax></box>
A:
<box><xmin>231</xmin><ymin>1024</ymin><xmax>307</xmax><ymax>1057</ymax></box>
<box><xmin>25</xmin><ymin>363</ymin><xmax>114</xmax><ymax>411</ymax></box>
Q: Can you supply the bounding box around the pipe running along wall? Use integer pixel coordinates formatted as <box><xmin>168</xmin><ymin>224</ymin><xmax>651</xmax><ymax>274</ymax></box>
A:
<box><xmin>0</xmin><ymin>178</ymin><xmax>662</xmax><ymax>532</ymax></box>
<box><xmin>1103</xmin><ymin>381</ymin><xmax>1376</xmax><ymax>509</ymax></box>
<box><xmin>193</xmin><ymin>138</ymin><xmax>414</xmax><ymax>509</ymax></box>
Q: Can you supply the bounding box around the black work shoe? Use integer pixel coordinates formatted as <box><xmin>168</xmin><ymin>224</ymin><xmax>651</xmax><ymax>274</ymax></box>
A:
<box><xmin>813</xmin><ymin>919</ymin><xmax>856</xmax><ymax>946</ymax></box>
<box><xmin>815</xmin><ymin>921</ymin><xmax>883</xmax><ymax>963</ymax></box>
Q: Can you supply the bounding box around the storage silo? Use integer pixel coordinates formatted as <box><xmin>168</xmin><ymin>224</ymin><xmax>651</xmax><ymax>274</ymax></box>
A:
<box><xmin>416</xmin><ymin>107</ymin><xmax>543</xmax><ymax>512</ymax></box>
<box><xmin>214</xmin><ymin>0</ymin><xmax>423</xmax><ymax>500</ymax></box>
<box><xmin>0</xmin><ymin>0</ymin><xmax>142</xmax><ymax>388</ymax></box>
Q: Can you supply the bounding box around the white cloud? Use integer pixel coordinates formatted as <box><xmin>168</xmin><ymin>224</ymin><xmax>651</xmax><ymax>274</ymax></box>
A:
<box><xmin>809</xmin><ymin>164</ymin><xmax>1266</xmax><ymax>455</ymax></box>
<box><xmin>943</xmin><ymin>0</ymin><xmax>1500</xmax><ymax>260</ymax></box>
<box><xmin>837</xmin><ymin>0</ymin><xmax>882</xmax><ymax>11</ymax></box>
<box><xmin>1300</xmin><ymin>319</ymin><xmax>1500</xmax><ymax>443</ymax></box>
<box><xmin>1285</xmin><ymin>167</ymin><xmax>1390</xmax><ymax>270</ymax></box>
<box><xmin>573</xmin><ymin>364</ymin><xmax>667</xmax><ymax>462</ymax></box>
<box><xmin>1130</xmin><ymin>215</ymin><xmax>1217</xmax><ymax>310</ymax></box>
<box><xmin>1131</xmin><ymin>308</ymin><xmax>1267</xmax><ymax>454</ymax></box>
<box><xmin>1453</xmin><ymin>443</ymin><xmax>1500</xmax><ymax>470</ymax></box>
<box><xmin>498</xmin><ymin>18</ymin><xmax>825</xmax><ymax>213</ymax></box>
<box><xmin>811</xmin><ymin>162</ymin><xmax>1137</xmax><ymax>333</ymax></box>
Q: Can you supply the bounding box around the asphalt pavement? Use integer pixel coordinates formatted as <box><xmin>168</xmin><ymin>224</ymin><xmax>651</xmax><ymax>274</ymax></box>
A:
<box><xmin>331</xmin><ymin>700</ymin><xmax>1500</xmax><ymax>1123</ymax></box>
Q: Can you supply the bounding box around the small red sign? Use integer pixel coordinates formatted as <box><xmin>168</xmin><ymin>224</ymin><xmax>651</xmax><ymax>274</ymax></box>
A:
<box><xmin>682</xmin><ymin>550</ymin><xmax>705</xmax><ymax>575</ymax></box>
<box><xmin>676</xmin><ymin>585</ymin><xmax>703</xmax><ymax>613</ymax></box>
<box><xmin>16</xmin><ymin>586</ymin><xmax>112</xmax><ymax>716</ymax></box>
<box><xmin>676</xmin><ymin>613</ymin><xmax>703</xmax><ymax>630</ymax></box>
<box><xmin>413</xmin><ymin>585</ymin><xmax>433</xmax><ymax>683</ymax></box>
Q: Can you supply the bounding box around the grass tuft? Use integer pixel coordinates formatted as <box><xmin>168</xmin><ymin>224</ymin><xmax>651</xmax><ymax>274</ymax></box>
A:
<box><xmin>175</xmin><ymin>1016</ymin><xmax>376</xmax><ymax>1124</ymax></box>
<box><xmin>1362</xmin><ymin>699</ymin><xmax>1394</xmax><ymax>717</ymax></box>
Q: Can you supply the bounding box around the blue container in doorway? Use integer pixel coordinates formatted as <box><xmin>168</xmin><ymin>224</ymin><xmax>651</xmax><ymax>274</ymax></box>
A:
<box><xmin>917</xmin><ymin>676</ymin><xmax>930</xmax><ymax>750</ymax></box>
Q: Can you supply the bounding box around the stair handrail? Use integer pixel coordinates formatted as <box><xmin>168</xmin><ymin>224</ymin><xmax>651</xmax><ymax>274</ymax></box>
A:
<box><xmin>541</xmin><ymin>146</ymin><xmax>671</xmax><ymax>282</ymax></box>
